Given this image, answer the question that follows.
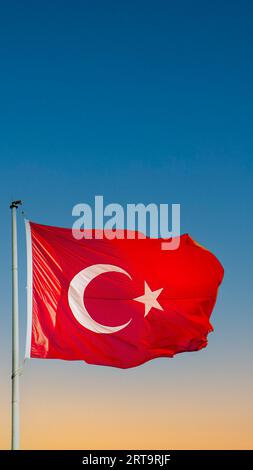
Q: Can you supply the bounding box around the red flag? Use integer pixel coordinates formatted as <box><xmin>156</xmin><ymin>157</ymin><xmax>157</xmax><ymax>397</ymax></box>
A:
<box><xmin>25</xmin><ymin>221</ymin><xmax>224</xmax><ymax>369</ymax></box>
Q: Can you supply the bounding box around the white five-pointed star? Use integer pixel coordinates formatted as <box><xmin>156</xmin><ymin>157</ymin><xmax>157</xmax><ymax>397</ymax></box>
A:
<box><xmin>133</xmin><ymin>281</ymin><xmax>164</xmax><ymax>317</ymax></box>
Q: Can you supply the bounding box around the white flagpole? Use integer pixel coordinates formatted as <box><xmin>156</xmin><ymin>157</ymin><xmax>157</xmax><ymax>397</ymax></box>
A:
<box><xmin>10</xmin><ymin>200</ymin><xmax>22</xmax><ymax>450</ymax></box>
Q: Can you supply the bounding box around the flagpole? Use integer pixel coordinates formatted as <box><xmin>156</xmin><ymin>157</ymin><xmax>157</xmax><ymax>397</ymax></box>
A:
<box><xmin>10</xmin><ymin>200</ymin><xmax>22</xmax><ymax>450</ymax></box>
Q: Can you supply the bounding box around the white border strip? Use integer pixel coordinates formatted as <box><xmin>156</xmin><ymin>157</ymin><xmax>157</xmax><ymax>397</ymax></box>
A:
<box><xmin>25</xmin><ymin>219</ymin><xmax>33</xmax><ymax>358</ymax></box>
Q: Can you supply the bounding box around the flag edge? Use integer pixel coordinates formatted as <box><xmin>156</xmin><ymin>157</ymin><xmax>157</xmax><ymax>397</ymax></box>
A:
<box><xmin>25</xmin><ymin>219</ymin><xmax>33</xmax><ymax>359</ymax></box>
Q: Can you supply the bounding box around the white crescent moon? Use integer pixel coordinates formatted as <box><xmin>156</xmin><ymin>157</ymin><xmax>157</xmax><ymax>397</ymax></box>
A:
<box><xmin>68</xmin><ymin>264</ymin><xmax>132</xmax><ymax>334</ymax></box>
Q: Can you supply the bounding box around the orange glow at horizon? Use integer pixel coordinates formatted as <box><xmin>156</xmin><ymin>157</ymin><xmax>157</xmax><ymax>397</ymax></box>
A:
<box><xmin>1</xmin><ymin>356</ymin><xmax>252</xmax><ymax>450</ymax></box>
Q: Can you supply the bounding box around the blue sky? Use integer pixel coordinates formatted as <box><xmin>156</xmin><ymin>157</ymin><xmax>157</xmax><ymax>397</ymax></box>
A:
<box><xmin>0</xmin><ymin>0</ymin><xmax>252</xmax><ymax>449</ymax></box>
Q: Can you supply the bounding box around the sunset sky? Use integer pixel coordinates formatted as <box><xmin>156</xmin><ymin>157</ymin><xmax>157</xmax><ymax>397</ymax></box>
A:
<box><xmin>0</xmin><ymin>0</ymin><xmax>253</xmax><ymax>449</ymax></box>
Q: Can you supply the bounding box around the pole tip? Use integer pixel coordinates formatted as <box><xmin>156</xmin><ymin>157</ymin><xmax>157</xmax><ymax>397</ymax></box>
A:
<box><xmin>10</xmin><ymin>200</ymin><xmax>22</xmax><ymax>209</ymax></box>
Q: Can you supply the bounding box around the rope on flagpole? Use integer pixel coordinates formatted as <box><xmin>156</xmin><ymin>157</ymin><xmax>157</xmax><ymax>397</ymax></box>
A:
<box><xmin>11</xmin><ymin>367</ymin><xmax>23</xmax><ymax>380</ymax></box>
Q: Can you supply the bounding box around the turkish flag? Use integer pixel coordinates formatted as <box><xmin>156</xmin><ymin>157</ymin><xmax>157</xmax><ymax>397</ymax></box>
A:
<box><xmin>25</xmin><ymin>222</ymin><xmax>224</xmax><ymax>368</ymax></box>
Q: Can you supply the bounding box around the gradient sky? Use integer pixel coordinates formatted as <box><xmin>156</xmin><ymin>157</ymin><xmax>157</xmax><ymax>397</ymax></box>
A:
<box><xmin>0</xmin><ymin>0</ymin><xmax>253</xmax><ymax>449</ymax></box>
